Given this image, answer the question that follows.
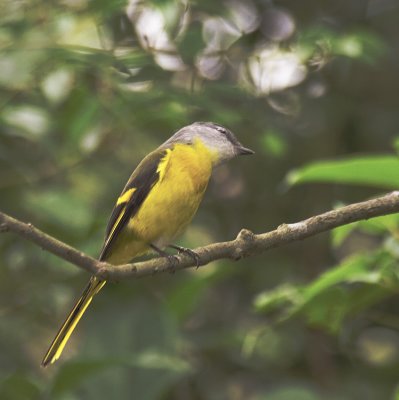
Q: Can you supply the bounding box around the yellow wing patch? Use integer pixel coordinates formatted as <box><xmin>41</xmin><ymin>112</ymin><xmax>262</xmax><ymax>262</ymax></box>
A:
<box><xmin>102</xmin><ymin>188</ymin><xmax>136</xmax><ymax>255</ymax></box>
<box><xmin>156</xmin><ymin>149</ymin><xmax>172</xmax><ymax>182</ymax></box>
<box><xmin>117</xmin><ymin>188</ymin><xmax>136</xmax><ymax>205</ymax></box>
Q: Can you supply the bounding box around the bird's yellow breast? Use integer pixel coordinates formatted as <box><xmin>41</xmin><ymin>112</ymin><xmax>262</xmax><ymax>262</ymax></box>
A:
<box><xmin>106</xmin><ymin>139</ymin><xmax>214</xmax><ymax>264</ymax></box>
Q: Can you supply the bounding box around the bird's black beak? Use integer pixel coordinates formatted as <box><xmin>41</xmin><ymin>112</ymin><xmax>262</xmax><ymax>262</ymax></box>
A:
<box><xmin>237</xmin><ymin>145</ymin><xmax>255</xmax><ymax>156</ymax></box>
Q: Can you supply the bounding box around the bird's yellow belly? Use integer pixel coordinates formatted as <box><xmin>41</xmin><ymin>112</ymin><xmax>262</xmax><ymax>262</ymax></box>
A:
<box><xmin>106</xmin><ymin>143</ymin><xmax>213</xmax><ymax>265</ymax></box>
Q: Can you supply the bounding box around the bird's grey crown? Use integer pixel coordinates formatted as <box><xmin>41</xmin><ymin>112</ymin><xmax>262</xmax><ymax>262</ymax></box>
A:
<box><xmin>191</xmin><ymin>122</ymin><xmax>241</xmax><ymax>147</ymax></box>
<box><xmin>161</xmin><ymin>121</ymin><xmax>237</xmax><ymax>147</ymax></box>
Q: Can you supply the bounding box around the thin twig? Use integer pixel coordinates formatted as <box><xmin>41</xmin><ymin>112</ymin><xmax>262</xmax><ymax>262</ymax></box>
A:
<box><xmin>1</xmin><ymin>191</ymin><xmax>399</xmax><ymax>281</ymax></box>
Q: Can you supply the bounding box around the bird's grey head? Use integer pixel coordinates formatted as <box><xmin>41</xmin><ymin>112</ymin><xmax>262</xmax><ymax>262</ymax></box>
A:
<box><xmin>161</xmin><ymin>122</ymin><xmax>254</xmax><ymax>165</ymax></box>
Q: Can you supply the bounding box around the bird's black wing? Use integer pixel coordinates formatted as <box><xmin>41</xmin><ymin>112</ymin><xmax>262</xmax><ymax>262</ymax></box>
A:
<box><xmin>99</xmin><ymin>149</ymin><xmax>168</xmax><ymax>261</ymax></box>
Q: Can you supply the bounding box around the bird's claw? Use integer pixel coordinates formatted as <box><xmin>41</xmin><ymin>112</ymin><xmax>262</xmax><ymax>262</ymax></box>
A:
<box><xmin>170</xmin><ymin>245</ymin><xmax>200</xmax><ymax>268</ymax></box>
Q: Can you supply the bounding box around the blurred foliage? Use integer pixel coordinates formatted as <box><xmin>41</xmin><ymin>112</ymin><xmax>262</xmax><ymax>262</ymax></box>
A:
<box><xmin>1</xmin><ymin>0</ymin><xmax>399</xmax><ymax>399</ymax></box>
<box><xmin>255</xmin><ymin>251</ymin><xmax>399</xmax><ymax>332</ymax></box>
<box><xmin>287</xmin><ymin>156</ymin><xmax>399</xmax><ymax>188</ymax></box>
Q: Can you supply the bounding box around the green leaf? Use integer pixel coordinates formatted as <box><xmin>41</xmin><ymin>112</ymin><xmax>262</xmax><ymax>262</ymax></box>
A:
<box><xmin>331</xmin><ymin>213</ymin><xmax>399</xmax><ymax>247</ymax></box>
<box><xmin>287</xmin><ymin>156</ymin><xmax>399</xmax><ymax>189</ymax></box>
<box><xmin>298</xmin><ymin>253</ymin><xmax>382</xmax><ymax>298</ymax></box>
<box><xmin>254</xmin><ymin>284</ymin><xmax>301</xmax><ymax>314</ymax></box>
<box><xmin>255</xmin><ymin>252</ymin><xmax>399</xmax><ymax>332</ymax></box>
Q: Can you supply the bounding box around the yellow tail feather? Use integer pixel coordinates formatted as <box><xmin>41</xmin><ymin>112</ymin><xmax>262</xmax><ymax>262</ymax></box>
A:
<box><xmin>41</xmin><ymin>276</ymin><xmax>106</xmax><ymax>367</ymax></box>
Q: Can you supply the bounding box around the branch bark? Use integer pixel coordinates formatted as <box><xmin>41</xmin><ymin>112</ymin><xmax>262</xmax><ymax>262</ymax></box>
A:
<box><xmin>1</xmin><ymin>191</ymin><xmax>399</xmax><ymax>281</ymax></box>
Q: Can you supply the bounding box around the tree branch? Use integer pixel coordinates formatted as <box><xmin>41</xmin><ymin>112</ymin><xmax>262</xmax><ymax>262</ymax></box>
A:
<box><xmin>1</xmin><ymin>191</ymin><xmax>399</xmax><ymax>280</ymax></box>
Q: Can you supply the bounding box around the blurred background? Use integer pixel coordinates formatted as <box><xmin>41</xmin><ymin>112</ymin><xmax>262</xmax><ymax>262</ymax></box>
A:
<box><xmin>1</xmin><ymin>0</ymin><xmax>399</xmax><ymax>399</ymax></box>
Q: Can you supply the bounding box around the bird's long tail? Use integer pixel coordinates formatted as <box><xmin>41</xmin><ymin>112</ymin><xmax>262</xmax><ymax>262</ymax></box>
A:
<box><xmin>41</xmin><ymin>276</ymin><xmax>106</xmax><ymax>367</ymax></box>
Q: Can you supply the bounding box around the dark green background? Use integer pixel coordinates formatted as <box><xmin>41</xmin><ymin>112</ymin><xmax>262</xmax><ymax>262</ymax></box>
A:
<box><xmin>1</xmin><ymin>0</ymin><xmax>399</xmax><ymax>399</ymax></box>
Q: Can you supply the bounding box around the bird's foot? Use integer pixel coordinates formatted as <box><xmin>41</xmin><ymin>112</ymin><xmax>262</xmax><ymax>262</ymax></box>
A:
<box><xmin>169</xmin><ymin>244</ymin><xmax>200</xmax><ymax>268</ymax></box>
<box><xmin>150</xmin><ymin>244</ymin><xmax>179</xmax><ymax>273</ymax></box>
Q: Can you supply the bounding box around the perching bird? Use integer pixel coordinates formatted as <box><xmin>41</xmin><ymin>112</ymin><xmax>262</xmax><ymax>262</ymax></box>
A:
<box><xmin>41</xmin><ymin>121</ymin><xmax>254</xmax><ymax>366</ymax></box>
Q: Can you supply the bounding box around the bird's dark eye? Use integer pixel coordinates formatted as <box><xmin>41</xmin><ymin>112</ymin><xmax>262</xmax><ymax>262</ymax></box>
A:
<box><xmin>215</xmin><ymin>126</ymin><xmax>226</xmax><ymax>135</ymax></box>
